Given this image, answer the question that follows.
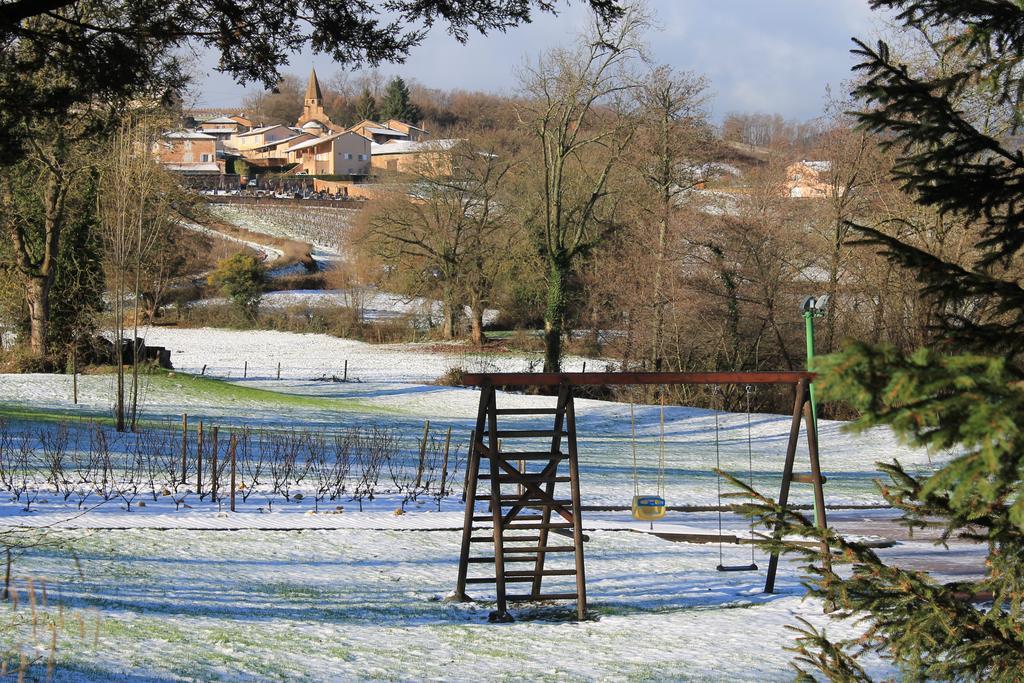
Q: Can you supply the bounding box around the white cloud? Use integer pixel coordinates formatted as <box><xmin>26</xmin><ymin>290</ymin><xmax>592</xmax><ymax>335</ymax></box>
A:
<box><xmin>192</xmin><ymin>0</ymin><xmax>881</xmax><ymax>121</ymax></box>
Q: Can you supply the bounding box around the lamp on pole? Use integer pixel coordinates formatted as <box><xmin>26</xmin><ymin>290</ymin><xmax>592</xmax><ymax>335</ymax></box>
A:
<box><xmin>800</xmin><ymin>294</ymin><xmax>829</xmax><ymax>430</ymax></box>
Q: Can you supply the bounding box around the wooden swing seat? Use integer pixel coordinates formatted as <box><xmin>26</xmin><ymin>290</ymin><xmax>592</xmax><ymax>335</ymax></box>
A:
<box><xmin>631</xmin><ymin>494</ymin><xmax>667</xmax><ymax>521</ymax></box>
<box><xmin>716</xmin><ymin>563</ymin><xmax>758</xmax><ymax>572</ymax></box>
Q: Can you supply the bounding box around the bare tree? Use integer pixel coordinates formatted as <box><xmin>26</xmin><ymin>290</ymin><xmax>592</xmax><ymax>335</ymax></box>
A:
<box><xmin>354</xmin><ymin>135</ymin><xmax>518</xmax><ymax>342</ymax></box>
<box><xmin>632</xmin><ymin>65</ymin><xmax>712</xmax><ymax>369</ymax></box>
<box><xmin>517</xmin><ymin>3</ymin><xmax>647</xmax><ymax>371</ymax></box>
<box><xmin>97</xmin><ymin>118</ymin><xmax>176</xmax><ymax>431</ymax></box>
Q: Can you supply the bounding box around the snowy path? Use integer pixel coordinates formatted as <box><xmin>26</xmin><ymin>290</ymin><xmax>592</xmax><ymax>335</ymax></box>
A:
<box><xmin>179</xmin><ymin>220</ymin><xmax>284</xmax><ymax>262</ymax></box>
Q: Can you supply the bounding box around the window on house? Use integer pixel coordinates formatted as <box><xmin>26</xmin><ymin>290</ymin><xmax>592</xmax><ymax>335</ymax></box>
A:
<box><xmin>358</xmin><ymin>154</ymin><xmax>367</xmax><ymax>161</ymax></box>
<box><xmin>315</xmin><ymin>152</ymin><xmax>328</xmax><ymax>161</ymax></box>
<box><xmin>200</xmin><ymin>154</ymin><xmax>209</xmax><ymax>162</ymax></box>
<box><xmin>344</xmin><ymin>153</ymin><xmax>353</xmax><ymax>160</ymax></box>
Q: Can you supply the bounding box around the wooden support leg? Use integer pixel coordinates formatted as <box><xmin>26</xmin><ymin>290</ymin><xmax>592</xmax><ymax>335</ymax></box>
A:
<box><xmin>565</xmin><ymin>391</ymin><xmax>588</xmax><ymax>620</ymax></box>
<box><xmin>532</xmin><ymin>385</ymin><xmax>571</xmax><ymax>599</ymax></box>
<box><xmin>454</xmin><ymin>387</ymin><xmax>488</xmax><ymax>602</ymax></box>
<box><xmin>764</xmin><ymin>379</ymin><xmax>807</xmax><ymax>594</ymax></box>
<box><xmin>486</xmin><ymin>386</ymin><xmax>513</xmax><ymax>623</ymax></box>
<box><xmin>804</xmin><ymin>398</ymin><xmax>831</xmax><ymax>575</ymax></box>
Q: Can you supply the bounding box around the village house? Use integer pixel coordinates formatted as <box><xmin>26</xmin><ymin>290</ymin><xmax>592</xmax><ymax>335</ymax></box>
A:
<box><xmin>287</xmin><ymin>130</ymin><xmax>371</xmax><ymax>176</ymax></box>
<box><xmin>786</xmin><ymin>160</ymin><xmax>833</xmax><ymax>198</ymax></box>
<box><xmin>152</xmin><ymin>131</ymin><xmax>221</xmax><ymax>173</ymax></box>
<box><xmin>348</xmin><ymin>119</ymin><xmax>413</xmax><ymax>144</ymax></box>
<box><xmin>382</xmin><ymin>119</ymin><xmax>430</xmax><ymax>141</ymax></box>
<box><xmin>197</xmin><ymin>115</ymin><xmax>249</xmax><ymax>139</ymax></box>
<box><xmin>227</xmin><ymin>124</ymin><xmax>298</xmax><ymax>153</ymax></box>
<box><xmin>370</xmin><ymin>138</ymin><xmax>460</xmax><ymax>174</ymax></box>
<box><xmin>239</xmin><ymin>131</ymin><xmax>316</xmax><ymax>162</ymax></box>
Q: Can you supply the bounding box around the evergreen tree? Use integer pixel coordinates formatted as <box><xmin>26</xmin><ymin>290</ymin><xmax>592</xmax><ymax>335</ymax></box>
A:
<box><xmin>378</xmin><ymin>76</ymin><xmax>421</xmax><ymax>122</ymax></box>
<box><xmin>735</xmin><ymin>2</ymin><xmax>1024</xmax><ymax>679</ymax></box>
<box><xmin>49</xmin><ymin>170</ymin><xmax>104</xmax><ymax>355</ymax></box>
<box><xmin>354</xmin><ymin>87</ymin><xmax>378</xmax><ymax>122</ymax></box>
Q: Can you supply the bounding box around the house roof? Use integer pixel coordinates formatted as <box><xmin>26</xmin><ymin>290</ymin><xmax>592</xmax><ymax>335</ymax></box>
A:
<box><xmin>200</xmin><ymin>116</ymin><xmax>239</xmax><ymax>125</ymax></box>
<box><xmin>247</xmin><ymin>133</ymin><xmax>312</xmax><ymax>152</ymax></box>
<box><xmin>370</xmin><ymin>139</ymin><xmax>460</xmax><ymax>155</ymax></box>
<box><xmin>386</xmin><ymin>119</ymin><xmax>428</xmax><ymax>133</ymax></box>
<box><xmin>163</xmin><ymin>131</ymin><xmax>216</xmax><ymax>140</ymax></box>
<box><xmin>235</xmin><ymin>124</ymin><xmax>290</xmax><ymax>138</ymax></box>
<box><xmin>162</xmin><ymin>162</ymin><xmax>221</xmax><ymax>173</ymax></box>
<box><xmin>287</xmin><ymin>130</ymin><xmax>371</xmax><ymax>153</ymax></box>
<box><xmin>366</xmin><ymin>127</ymin><xmax>407</xmax><ymax>137</ymax></box>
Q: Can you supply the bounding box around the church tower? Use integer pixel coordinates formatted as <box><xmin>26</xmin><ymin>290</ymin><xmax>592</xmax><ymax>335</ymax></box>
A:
<box><xmin>296</xmin><ymin>67</ymin><xmax>337</xmax><ymax>132</ymax></box>
<box><xmin>304</xmin><ymin>67</ymin><xmax>323</xmax><ymax>111</ymax></box>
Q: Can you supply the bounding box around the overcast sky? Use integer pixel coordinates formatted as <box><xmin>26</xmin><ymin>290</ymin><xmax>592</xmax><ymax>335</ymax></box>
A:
<box><xmin>189</xmin><ymin>0</ymin><xmax>886</xmax><ymax>122</ymax></box>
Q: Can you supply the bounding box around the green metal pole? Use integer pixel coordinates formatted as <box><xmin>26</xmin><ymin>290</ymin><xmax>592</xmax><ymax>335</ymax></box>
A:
<box><xmin>803</xmin><ymin>310</ymin><xmax>820</xmax><ymax>524</ymax></box>
<box><xmin>803</xmin><ymin>311</ymin><xmax>818</xmax><ymax>431</ymax></box>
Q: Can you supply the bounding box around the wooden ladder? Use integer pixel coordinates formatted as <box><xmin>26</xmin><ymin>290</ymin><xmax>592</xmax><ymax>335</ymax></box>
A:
<box><xmin>454</xmin><ymin>382</ymin><xmax>587</xmax><ymax>622</ymax></box>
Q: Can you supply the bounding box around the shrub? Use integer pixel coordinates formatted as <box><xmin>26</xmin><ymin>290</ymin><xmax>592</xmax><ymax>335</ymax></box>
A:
<box><xmin>208</xmin><ymin>253</ymin><xmax>265</xmax><ymax>320</ymax></box>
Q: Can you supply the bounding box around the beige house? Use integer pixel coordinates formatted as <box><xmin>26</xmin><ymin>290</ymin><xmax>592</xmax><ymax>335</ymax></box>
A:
<box><xmin>786</xmin><ymin>160</ymin><xmax>833</xmax><ymax>198</ymax></box>
<box><xmin>348</xmin><ymin>119</ymin><xmax>411</xmax><ymax>144</ymax></box>
<box><xmin>153</xmin><ymin>131</ymin><xmax>220</xmax><ymax>173</ymax></box>
<box><xmin>242</xmin><ymin>131</ymin><xmax>315</xmax><ymax>161</ymax></box>
<box><xmin>370</xmin><ymin>138</ymin><xmax>460</xmax><ymax>174</ymax></box>
<box><xmin>228</xmin><ymin>124</ymin><xmax>297</xmax><ymax>153</ymax></box>
<box><xmin>384</xmin><ymin>119</ymin><xmax>429</xmax><ymax>141</ymax></box>
<box><xmin>287</xmin><ymin>131</ymin><xmax>371</xmax><ymax>176</ymax></box>
<box><xmin>197</xmin><ymin>115</ymin><xmax>249</xmax><ymax>138</ymax></box>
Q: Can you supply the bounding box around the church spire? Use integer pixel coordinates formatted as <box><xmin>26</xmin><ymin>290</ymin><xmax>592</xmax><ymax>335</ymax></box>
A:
<box><xmin>305</xmin><ymin>67</ymin><xmax>323</xmax><ymax>103</ymax></box>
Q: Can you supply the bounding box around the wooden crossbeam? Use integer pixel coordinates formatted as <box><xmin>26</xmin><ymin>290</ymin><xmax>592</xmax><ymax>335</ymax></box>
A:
<box><xmin>460</xmin><ymin>371</ymin><xmax>814</xmax><ymax>387</ymax></box>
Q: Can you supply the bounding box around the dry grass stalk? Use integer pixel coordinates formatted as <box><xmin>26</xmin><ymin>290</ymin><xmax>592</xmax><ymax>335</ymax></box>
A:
<box><xmin>47</xmin><ymin>623</ymin><xmax>56</xmax><ymax>681</ymax></box>
<box><xmin>26</xmin><ymin>578</ymin><xmax>36</xmax><ymax>638</ymax></box>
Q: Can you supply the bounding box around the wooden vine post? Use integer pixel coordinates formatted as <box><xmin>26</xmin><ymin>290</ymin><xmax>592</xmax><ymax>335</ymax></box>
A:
<box><xmin>211</xmin><ymin>426</ymin><xmax>219</xmax><ymax>503</ymax></box>
<box><xmin>180</xmin><ymin>414</ymin><xmax>188</xmax><ymax>486</ymax></box>
<box><xmin>228</xmin><ymin>433</ymin><xmax>237</xmax><ymax>512</ymax></box>
<box><xmin>197</xmin><ymin>420</ymin><xmax>204</xmax><ymax>498</ymax></box>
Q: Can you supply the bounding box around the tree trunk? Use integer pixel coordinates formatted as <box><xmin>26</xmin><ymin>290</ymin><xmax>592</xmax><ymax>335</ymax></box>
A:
<box><xmin>543</xmin><ymin>257</ymin><xmax>569</xmax><ymax>373</ymax></box>
<box><xmin>441</xmin><ymin>299</ymin><xmax>456</xmax><ymax>340</ymax></box>
<box><xmin>26</xmin><ymin>277</ymin><xmax>50</xmax><ymax>356</ymax></box>
<box><xmin>470</xmin><ymin>301</ymin><xmax>486</xmax><ymax>347</ymax></box>
<box><xmin>651</xmin><ymin>215</ymin><xmax>669</xmax><ymax>371</ymax></box>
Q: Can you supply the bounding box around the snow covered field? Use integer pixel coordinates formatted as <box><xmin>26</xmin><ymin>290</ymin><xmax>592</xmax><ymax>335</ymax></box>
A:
<box><xmin>0</xmin><ymin>327</ymin><xmax>974</xmax><ymax>681</ymax></box>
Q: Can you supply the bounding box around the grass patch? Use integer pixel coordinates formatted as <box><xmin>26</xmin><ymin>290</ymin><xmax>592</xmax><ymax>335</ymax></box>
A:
<box><xmin>147</xmin><ymin>373</ymin><xmax>397</xmax><ymax>413</ymax></box>
<box><xmin>0</xmin><ymin>371</ymin><xmax>408</xmax><ymax>425</ymax></box>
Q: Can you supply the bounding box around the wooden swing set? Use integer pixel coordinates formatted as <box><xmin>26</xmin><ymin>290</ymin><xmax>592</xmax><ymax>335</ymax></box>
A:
<box><xmin>453</xmin><ymin>371</ymin><xmax>828</xmax><ymax>623</ymax></box>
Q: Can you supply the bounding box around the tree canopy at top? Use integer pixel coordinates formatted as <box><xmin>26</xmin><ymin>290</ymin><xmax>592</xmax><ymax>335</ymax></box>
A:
<box><xmin>0</xmin><ymin>0</ymin><xmax>623</xmax><ymax>163</ymax></box>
